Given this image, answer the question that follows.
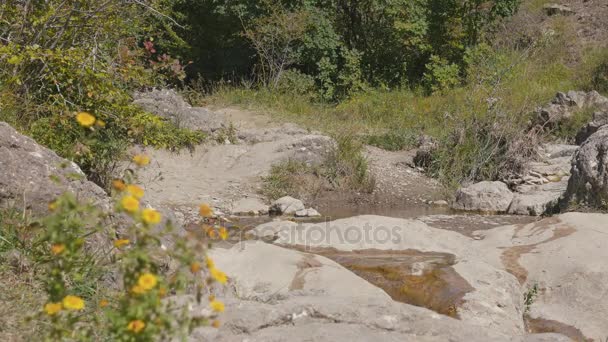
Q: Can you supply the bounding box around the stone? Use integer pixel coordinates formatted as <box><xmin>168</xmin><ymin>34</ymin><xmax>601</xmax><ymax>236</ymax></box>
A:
<box><xmin>543</xmin><ymin>4</ymin><xmax>575</xmax><ymax>16</ymax></box>
<box><xmin>231</xmin><ymin>197</ymin><xmax>268</xmax><ymax>216</ymax></box>
<box><xmin>0</xmin><ymin>122</ymin><xmax>110</xmax><ymax>216</ymax></box>
<box><xmin>477</xmin><ymin>213</ymin><xmax>608</xmax><ymax>340</ymax></box>
<box><xmin>413</xmin><ymin>135</ymin><xmax>438</xmax><ymax>168</ymax></box>
<box><xmin>452</xmin><ymin>181</ymin><xmax>514</xmax><ymax>213</ymax></box>
<box><xmin>565</xmin><ymin>126</ymin><xmax>608</xmax><ymax>208</ymax></box>
<box><xmin>575</xmin><ymin>109</ymin><xmax>608</xmax><ymax>144</ymax></box>
<box><xmin>294</xmin><ymin>208</ymin><xmax>321</xmax><ymax>217</ymax></box>
<box><xmin>537</xmin><ymin>91</ymin><xmax>608</xmax><ymax>127</ymax></box>
<box><xmin>269</xmin><ymin>196</ymin><xmax>305</xmax><ymax>215</ymax></box>
<box><xmin>133</xmin><ymin>88</ymin><xmax>225</xmax><ymax>132</ymax></box>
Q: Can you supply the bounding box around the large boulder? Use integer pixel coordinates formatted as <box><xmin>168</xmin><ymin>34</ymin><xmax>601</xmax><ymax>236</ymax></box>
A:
<box><xmin>537</xmin><ymin>91</ymin><xmax>608</xmax><ymax>127</ymax></box>
<box><xmin>195</xmin><ymin>240</ymin><xmax>553</xmax><ymax>341</ymax></box>
<box><xmin>566</xmin><ymin>126</ymin><xmax>608</xmax><ymax>208</ymax></box>
<box><xmin>0</xmin><ymin>122</ymin><xmax>110</xmax><ymax>216</ymax></box>
<box><xmin>575</xmin><ymin>109</ymin><xmax>608</xmax><ymax>144</ymax></box>
<box><xmin>452</xmin><ymin>181</ymin><xmax>514</xmax><ymax>213</ymax></box>
<box><xmin>269</xmin><ymin>196</ymin><xmax>305</xmax><ymax>215</ymax></box>
<box><xmin>133</xmin><ymin>89</ymin><xmax>225</xmax><ymax>133</ymax></box>
<box><xmin>477</xmin><ymin>213</ymin><xmax>608</xmax><ymax>340</ymax></box>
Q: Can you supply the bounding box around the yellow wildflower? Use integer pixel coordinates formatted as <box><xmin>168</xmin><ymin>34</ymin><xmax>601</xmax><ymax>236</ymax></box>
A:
<box><xmin>112</xmin><ymin>179</ymin><xmax>126</xmax><ymax>191</ymax></box>
<box><xmin>218</xmin><ymin>227</ymin><xmax>228</xmax><ymax>240</ymax></box>
<box><xmin>137</xmin><ymin>273</ymin><xmax>158</xmax><ymax>291</ymax></box>
<box><xmin>121</xmin><ymin>195</ymin><xmax>139</xmax><ymax>213</ymax></box>
<box><xmin>126</xmin><ymin>184</ymin><xmax>144</xmax><ymax>199</ymax></box>
<box><xmin>127</xmin><ymin>320</ymin><xmax>146</xmax><ymax>333</ymax></box>
<box><xmin>199</xmin><ymin>203</ymin><xmax>213</xmax><ymax>217</ymax></box>
<box><xmin>190</xmin><ymin>262</ymin><xmax>201</xmax><ymax>273</ymax></box>
<box><xmin>142</xmin><ymin>208</ymin><xmax>162</xmax><ymax>225</ymax></box>
<box><xmin>132</xmin><ymin>154</ymin><xmax>150</xmax><ymax>167</ymax></box>
<box><xmin>207</xmin><ymin>228</ymin><xmax>217</xmax><ymax>239</ymax></box>
<box><xmin>158</xmin><ymin>287</ymin><xmax>167</xmax><ymax>297</ymax></box>
<box><xmin>211</xmin><ymin>320</ymin><xmax>221</xmax><ymax>328</ymax></box>
<box><xmin>209</xmin><ymin>267</ymin><xmax>227</xmax><ymax>284</ymax></box>
<box><xmin>95</xmin><ymin>119</ymin><xmax>106</xmax><ymax>127</ymax></box>
<box><xmin>113</xmin><ymin>239</ymin><xmax>130</xmax><ymax>248</ymax></box>
<box><xmin>210</xmin><ymin>300</ymin><xmax>225</xmax><ymax>312</ymax></box>
<box><xmin>51</xmin><ymin>243</ymin><xmax>65</xmax><ymax>255</ymax></box>
<box><xmin>44</xmin><ymin>302</ymin><xmax>62</xmax><ymax>316</ymax></box>
<box><xmin>76</xmin><ymin>112</ymin><xmax>96</xmax><ymax>127</ymax></box>
<box><xmin>99</xmin><ymin>299</ymin><xmax>109</xmax><ymax>308</ymax></box>
<box><xmin>131</xmin><ymin>285</ymin><xmax>145</xmax><ymax>295</ymax></box>
<box><xmin>206</xmin><ymin>257</ymin><xmax>215</xmax><ymax>269</ymax></box>
<box><xmin>62</xmin><ymin>295</ymin><xmax>85</xmax><ymax>311</ymax></box>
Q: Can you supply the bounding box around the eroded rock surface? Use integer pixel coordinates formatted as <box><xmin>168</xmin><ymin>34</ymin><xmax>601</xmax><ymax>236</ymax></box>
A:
<box><xmin>0</xmin><ymin>122</ymin><xmax>109</xmax><ymax>215</ymax></box>
<box><xmin>452</xmin><ymin>181</ymin><xmax>514</xmax><ymax>213</ymax></box>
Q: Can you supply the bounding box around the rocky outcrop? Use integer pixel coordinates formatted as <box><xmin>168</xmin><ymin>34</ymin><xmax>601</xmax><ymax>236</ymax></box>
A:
<box><xmin>0</xmin><ymin>122</ymin><xmax>110</xmax><ymax>216</ymax></box>
<box><xmin>477</xmin><ymin>213</ymin><xmax>608</xmax><ymax>340</ymax></box>
<box><xmin>537</xmin><ymin>90</ymin><xmax>608</xmax><ymax>127</ymax></box>
<box><xmin>133</xmin><ymin>89</ymin><xmax>225</xmax><ymax>132</ymax></box>
<box><xmin>195</xmin><ymin>240</ymin><xmax>563</xmax><ymax>341</ymax></box>
<box><xmin>269</xmin><ymin>196</ymin><xmax>305</xmax><ymax>215</ymax></box>
<box><xmin>575</xmin><ymin>108</ymin><xmax>608</xmax><ymax>144</ymax></box>
<box><xmin>452</xmin><ymin>181</ymin><xmax>514</xmax><ymax>213</ymax></box>
<box><xmin>566</xmin><ymin>126</ymin><xmax>608</xmax><ymax>208</ymax></box>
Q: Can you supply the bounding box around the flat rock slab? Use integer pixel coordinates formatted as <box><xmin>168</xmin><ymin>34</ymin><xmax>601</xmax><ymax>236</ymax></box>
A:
<box><xmin>452</xmin><ymin>181</ymin><xmax>514</xmax><ymax>213</ymax></box>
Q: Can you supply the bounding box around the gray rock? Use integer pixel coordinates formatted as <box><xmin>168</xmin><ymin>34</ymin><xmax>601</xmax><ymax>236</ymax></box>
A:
<box><xmin>575</xmin><ymin>109</ymin><xmax>608</xmax><ymax>144</ymax></box>
<box><xmin>277</xmin><ymin>134</ymin><xmax>334</xmax><ymax>166</ymax></box>
<box><xmin>537</xmin><ymin>91</ymin><xmax>608</xmax><ymax>127</ymax></box>
<box><xmin>133</xmin><ymin>89</ymin><xmax>225</xmax><ymax>132</ymax></box>
<box><xmin>294</xmin><ymin>208</ymin><xmax>321</xmax><ymax>217</ymax></box>
<box><xmin>452</xmin><ymin>181</ymin><xmax>514</xmax><ymax>213</ymax></box>
<box><xmin>0</xmin><ymin>122</ymin><xmax>110</xmax><ymax>216</ymax></box>
<box><xmin>231</xmin><ymin>197</ymin><xmax>268</xmax><ymax>216</ymax></box>
<box><xmin>566</xmin><ymin>126</ymin><xmax>608</xmax><ymax>208</ymax></box>
<box><xmin>477</xmin><ymin>213</ymin><xmax>608</xmax><ymax>339</ymax></box>
<box><xmin>413</xmin><ymin>135</ymin><xmax>438</xmax><ymax>168</ymax></box>
<box><xmin>543</xmin><ymin>4</ymin><xmax>575</xmax><ymax>16</ymax></box>
<box><xmin>507</xmin><ymin>183</ymin><xmax>564</xmax><ymax>216</ymax></box>
<box><xmin>269</xmin><ymin>196</ymin><xmax>305</xmax><ymax>215</ymax></box>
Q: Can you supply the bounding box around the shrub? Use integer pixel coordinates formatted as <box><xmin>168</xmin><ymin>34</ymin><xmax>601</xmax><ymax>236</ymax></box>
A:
<box><xmin>592</xmin><ymin>60</ymin><xmax>608</xmax><ymax>93</ymax></box>
<box><xmin>422</xmin><ymin>55</ymin><xmax>462</xmax><ymax>94</ymax></box>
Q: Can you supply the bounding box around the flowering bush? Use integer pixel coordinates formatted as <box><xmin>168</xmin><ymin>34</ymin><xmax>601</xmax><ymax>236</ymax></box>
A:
<box><xmin>33</xmin><ymin>113</ymin><xmax>227</xmax><ymax>340</ymax></box>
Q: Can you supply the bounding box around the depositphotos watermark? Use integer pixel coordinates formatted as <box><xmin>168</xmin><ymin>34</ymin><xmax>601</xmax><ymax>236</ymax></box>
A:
<box><xmin>246</xmin><ymin>219</ymin><xmax>405</xmax><ymax>250</ymax></box>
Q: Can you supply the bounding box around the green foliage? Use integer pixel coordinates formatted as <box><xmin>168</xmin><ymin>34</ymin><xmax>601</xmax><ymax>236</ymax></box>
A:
<box><xmin>422</xmin><ymin>55</ymin><xmax>462</xmax><ymax>93</ymax></box>
<box><xmin>592</xmin><ymin>60</ymin><xmax>608</xmax><ymax>93</ymax></box>
<box><xmin>365</xmin><ymin>130</ymin><xmax>418</xmax><ymax>151</ymax></box>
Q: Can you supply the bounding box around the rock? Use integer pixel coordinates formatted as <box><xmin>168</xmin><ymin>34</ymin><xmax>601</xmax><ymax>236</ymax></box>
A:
<box><xmin>231</xmin><ymin>197</ymin><xmax>268</xmax><ymax>216</ymax></box>
<box><xmin>0</xmin><ymin>122</ymin><xmax>110</xmax><ymax>216</ymax></box>
<box><xmin>294</xmin><ymin>208</ymin><xmax>321</xmax><ymax>217</ymax></box>
<box><xmin>431</xmin><ymin>200</ymin><xmax>448</xmax><ymax>206</ymax></box>
<box><xmin>542</xmin><ymin>4</ymin><xmax>575</xmax><ymax>16</ymax></box>
<box><xmin>575</xmin><ymin>109</ymin><xmax>608</xmax><ymax>144</ymax></box>
<box><xmin>477</xmin><ymin>213</ymin><xmax>608</xmax><ymax>340</ymax></box>
<box><xmin>277</xmin><ymin>134</ymin><xmax>335</xmax><ymax>166</ymax></box>
<box><xmin>200</xmin><ymin>240</ymin><xmax>531</xmax><ymax>341</ymax></box>
<box><xmin>133</xmin><ymin>89</ymin><xmax>225</xmax><ymax>132</ymax></box>
<box><xmin>452</xmin><ymin>181</ymin><xmax>514</xmax><ymax>213</ymax></box>
<box><xmin>537</xmin><ymin>91</ymin><xmax>608</xmax><ymax>127</ymax></box>
<box><xmin>269</xmin><ymin>196</ymin><xmax>305</xmax><ymax>215</ymax></box>
<box><xmin>541</xmin><ymin>144</ymin><xmax>578</xmax><ymax>159</ymax></box>
<box><xmin>507</xmin><ymin>182</ymin><xmax>564</xmax><ymax>216</ymax></box>
<box><xmin>566</xmin><ymin>126</ymin><xmax>608</xmax><ymax>208</ymax></box>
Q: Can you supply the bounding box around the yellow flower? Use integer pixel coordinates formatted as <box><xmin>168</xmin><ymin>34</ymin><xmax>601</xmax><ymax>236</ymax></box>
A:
<box><xmin>126</xmin><ymin>184</ymin><xmax>144</xmax><ymax>199</ymax></box>
<box><xmin>142</xmin><ymin>208</ymin><xmax>161</xmax><ymax>225</ymax></box>
<box><xmin>44</xmin><ymin>302</ymin><xmax>62</xmax><ymax>316</ymax></box>
<box><xmin>99</xmin><ymin>299</ymin><xmax>109</xmax><ymax>308</ymax></box>
<box><xmin>76</xmin><ymin>112</ymin><xmax>96</xmax><ymax>127</ymax></box>
<box><xmin>211</xmin><ymin>320</ymin><xmax>221</xmax><ymax>328</ymax></box>
<box><xmin>209</xmin><ymin>267</ymin><xmax>227</xmax><ymax>284</ymax></box>
<box><xmin>206</xmin><ymin>257</ymin><xmax>215</xmax><ymax>269</ymax></box>
<box><xmin>127</xmin><ymin>320</ymin><xmax>146</xmax><ymax>333</ymax></box>
<box><xmin>137</xmin><ymin>273</ymin><xmax>158</xmax><ymax>291</ymax></box>
<box><xmin>48</xmin><ymin>200</ymin><xmax>58</xmax><ymax>211</ymax></box>
<box><xmin>62</xmin><ymin>295</ymin><xmax>85</xmax><ymax>311</ymax></box>
<box><xmin>207</xmin><ymin>228</ymin><xmax>217</xmax><ymax>239</ymax></box>
<box><xmin>113</xmin><ymin>239</ymin><xmax>130</xmax><ymax>248</ymax></box>
<box><xmin>199</xmin><ymin>203</ymin><xmax>213</xmax><ymax>217</ymax></box>
<box><xmin>51</xmin><ymin>244</ymin><xmax>65</xmax><ymax>255</ymax></box>
<box><xmin>219</xmin><ymin>227</ymin><xmax>228</xmax><ymax>240</ymax></box>
<box><xmin>209</xmin><ymin>299</ymin><xmax>225</xmax><ymax>312</ymax></box>
<box><xmin>112</xmin><ymin>179</ymin><xmax>126</xmax><ymax>191</ymax></box>
<box><xmin>158</xmin><ymin>287</ymin><xmax>167</xmax><ymax>297</ymax></box>
<box><xmin>132</xmin><ymin>154</ymin><xmax>150</xmax><ymax>167</ymax></box>
<box><xmin>121</xmin><ymin>195</ymin><xmax>139</xmax><ymax>213</ymax></box>
<box><xmin>131</xmin><ymin>285</ymin><xmax>145</xmax><ymax>295</ymax></box>
<box><xmin>190</xmin><ymin>262</ymin><xmax>201</xmax><ymax>273</ymax></box>
<box><xmin>95</xmin><ymin>119</ymin><xmax>106</xmax><ymax>128</ymax></box>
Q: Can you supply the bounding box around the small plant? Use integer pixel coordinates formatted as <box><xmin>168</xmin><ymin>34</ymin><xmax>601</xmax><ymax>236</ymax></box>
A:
<box><xmin>523</xmin><ymin>283</ymin><xmax>539</xmax><ymax>314</ymax></box>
